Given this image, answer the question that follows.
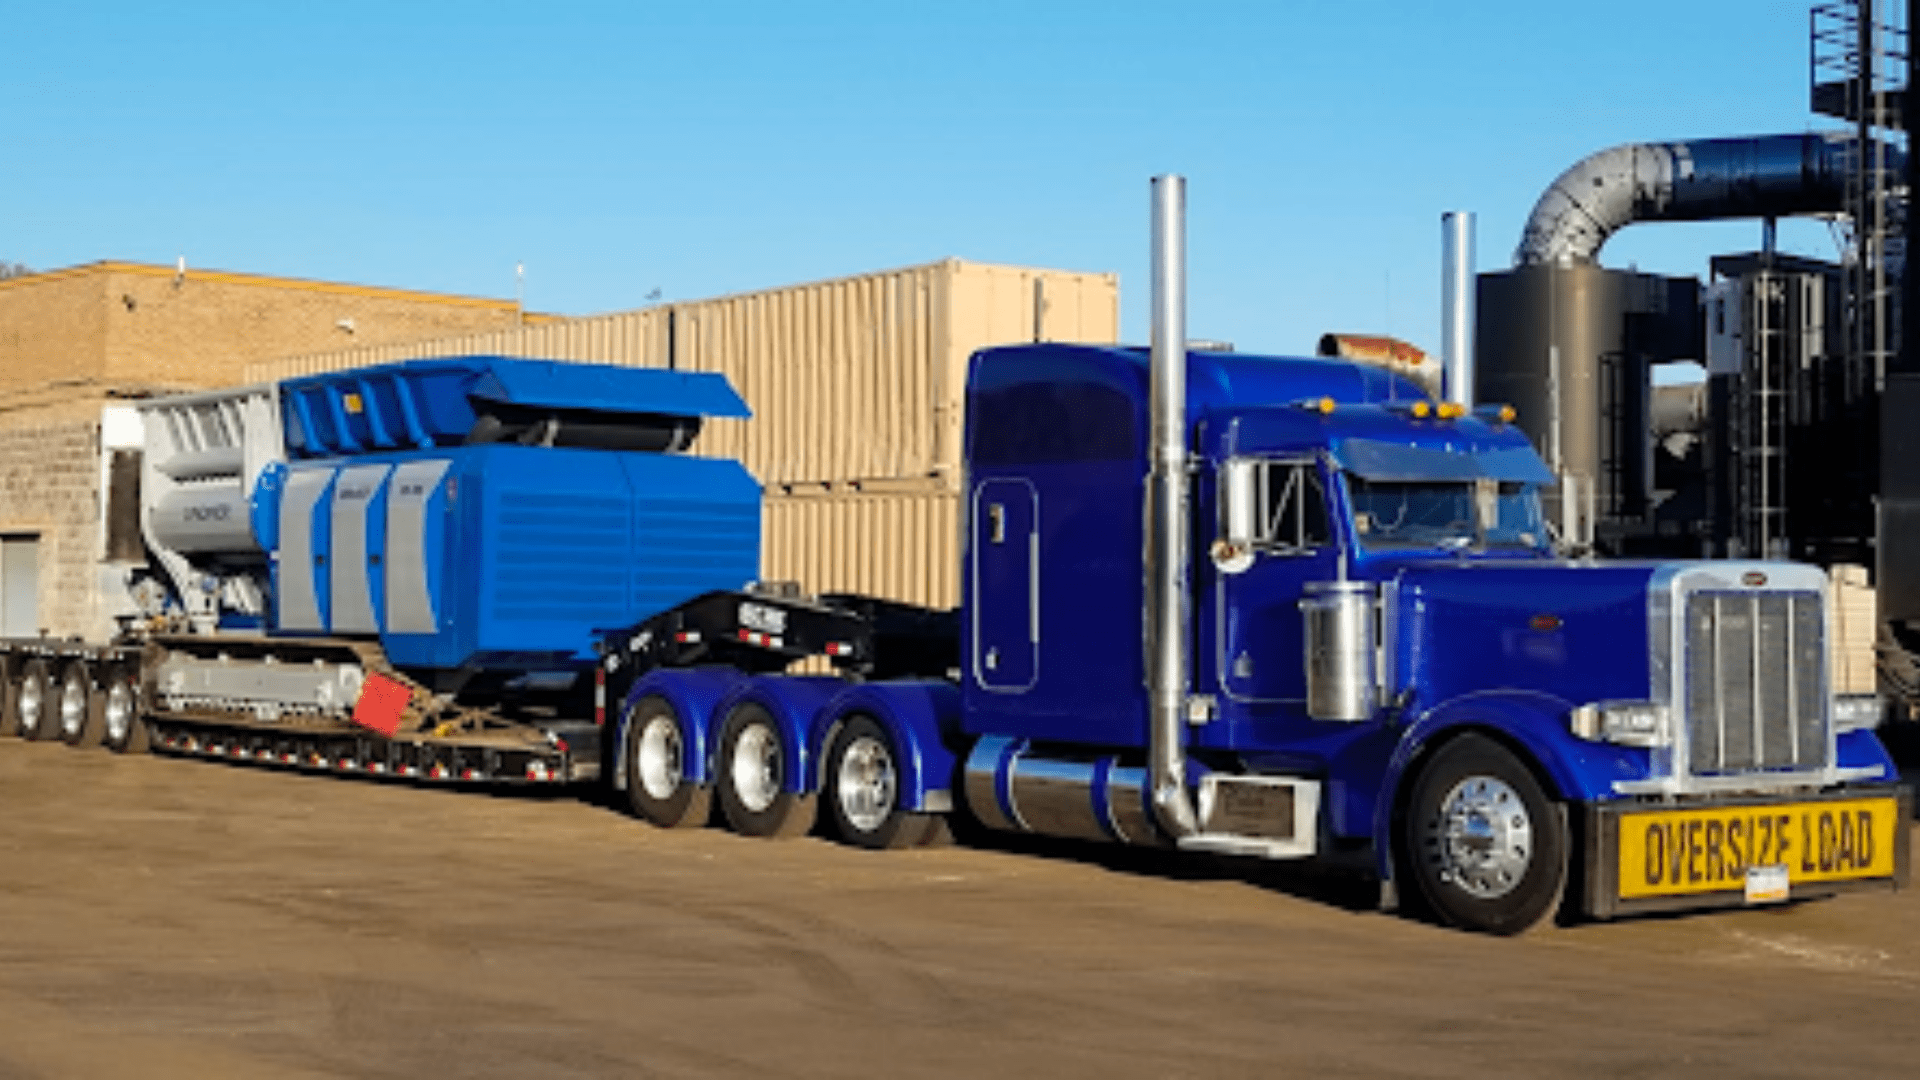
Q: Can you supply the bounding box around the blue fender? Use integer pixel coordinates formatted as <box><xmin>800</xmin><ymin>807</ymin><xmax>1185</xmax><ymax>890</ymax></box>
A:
<box><xmin>616</xmin><ymin>667</ymin><xmax>750</xmax><ymax>788</ymax></box>
<box><xmin>709</xmin><ymin>676</ymin><xmax>847</xmax><ymax>795</ymax></box>
<box><xmin>809</xmin><ymin>680</ymin><xmax>962</xmax><ymax>812</ymax></box>
<box><xmin>1838</xmin><ymin>729</ymin><xmax>1901</xmax><ymax>781</ymax></box>
<box><xmin>1370</xmin><ymin>689</ymin><xmax>1654</xmax><ymax>877</ymax></box>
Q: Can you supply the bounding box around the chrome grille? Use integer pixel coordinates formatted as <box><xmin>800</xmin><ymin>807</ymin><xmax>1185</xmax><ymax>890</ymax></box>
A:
<box><xmin>1681</xmin><ymin>590</ymin><xmax>1827</xmax><ymax>776</ymax></box>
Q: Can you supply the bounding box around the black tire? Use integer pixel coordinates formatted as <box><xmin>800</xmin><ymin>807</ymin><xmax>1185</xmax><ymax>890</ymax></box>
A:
<box><xmin>0</xmin><ymin>655</ymin><xmax>17</xmax><ymax>738</ymax></box>
<box><xmin>715</xmin><ymin>703</ymin><xmax>816</xmax><ymax>839</ymax></box>
<box><xmin>622</xmin><ymin>695</ymin><xmax>712</xmax><ymax>828</ymax></box>
<box><xmin>101</xmin><ymin>667</ymin><xmax>150</xmax><ymax>754</ymax></box>
<box><xmin>56</xmin><ymin>661</ymin><xmax>105</xmax><ymax>748</ymax></box>
<box><xmin>1403</xmin><ymin>733</ymin><xmax>1568</xmax><ymax>935</ymax></box>
<box><xmin>824</xmin><ymin>715</ymin><xmax>937</xmax><ymax>850</ymax></box>
<box><xmin>14</xmin><ymin>660</ymin><xmax>55</xmax><ymax>742</ymax></box>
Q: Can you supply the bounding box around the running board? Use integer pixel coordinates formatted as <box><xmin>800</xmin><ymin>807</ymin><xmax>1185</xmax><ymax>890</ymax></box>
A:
<box><xmin>1177</xmin><ymin>775</ymin><xmax>1321</xmax><ymax>860</ymax></box>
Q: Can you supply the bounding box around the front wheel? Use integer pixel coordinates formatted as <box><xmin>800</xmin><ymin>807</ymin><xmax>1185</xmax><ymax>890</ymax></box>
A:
<box><xmin>824</xmin><ymin>716</ymin><xmax>936</xmax><ymax>850</ymax></box>
<box><xmin>622</xmin><ymin>695</ymin><xmax>711</xmax><ymax>828</ymax></box>
<box><xmin>716</xmin><ymin>704</ymin><xmax>816</xmax><ymax>839</ymax></box>
<box><xmin>1403</xmin><ymin>733</ymin><xmax>1567</xmax><ymax>935</ymax></box>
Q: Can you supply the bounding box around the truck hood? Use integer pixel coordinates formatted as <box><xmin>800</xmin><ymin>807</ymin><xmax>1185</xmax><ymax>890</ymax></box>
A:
<box><xmin>1387</xmin><ymin>560</ymin><xmax>1660</xmax><ymax>713</ymax></box>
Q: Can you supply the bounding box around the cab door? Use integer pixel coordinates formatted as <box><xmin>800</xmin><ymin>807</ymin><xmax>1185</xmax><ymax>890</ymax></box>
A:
<box><xmin>1216</xmin><ymin>459</ymin><xmax>1338</xmax><ymax>704</ymax></box>
<box><xmin>971</xmin><ymin>478</ymin><xmax>1038</xmax><ymax>691</ymax></box>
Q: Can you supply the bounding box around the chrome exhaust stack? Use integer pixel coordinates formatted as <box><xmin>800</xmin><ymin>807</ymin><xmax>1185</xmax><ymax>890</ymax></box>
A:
<box><xmin>1440</xmin><ymin>211</ymin><xmax>1476</xmax><ymax>408</ymax></box>
<box><xmin>1146</xmin><ymin>174</ymin><xmax>1200</xmax><ymax>839</ymax></box>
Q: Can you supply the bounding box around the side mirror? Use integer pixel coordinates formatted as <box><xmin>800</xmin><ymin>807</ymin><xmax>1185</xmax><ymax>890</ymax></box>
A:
<box><xmin>1222</xmin><ymin>458</ymin><xmax>1258</xmax><ymax>547</ymax></box>
<box><xmin>1215</xmin><ymin>458</ymin><xmax>1259</xmax><ymax>574</ymax></box>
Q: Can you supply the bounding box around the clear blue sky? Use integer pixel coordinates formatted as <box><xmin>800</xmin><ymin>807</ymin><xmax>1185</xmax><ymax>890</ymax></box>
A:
<box><xmin>2</xmin><ymin>1</ymin><xmax>1849</xmax><ymax>357</ymax></box>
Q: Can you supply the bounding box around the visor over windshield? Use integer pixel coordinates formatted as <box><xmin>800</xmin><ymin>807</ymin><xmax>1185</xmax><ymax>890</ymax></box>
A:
<box><xmin>1330</xmin><ymin>437</ymin><xmax>1554</xmax><ymax>484</ymax></box>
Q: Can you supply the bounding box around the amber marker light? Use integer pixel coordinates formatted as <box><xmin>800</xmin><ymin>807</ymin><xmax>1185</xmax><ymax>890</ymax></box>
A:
<box><xmin>1410</xmin><ymin>400</ymin><xmax>1432</xmax><ymax>418</ymax></box>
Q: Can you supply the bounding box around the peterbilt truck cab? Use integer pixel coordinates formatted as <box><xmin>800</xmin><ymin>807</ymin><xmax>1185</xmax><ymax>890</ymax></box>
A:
<box><xmin>953</xmin><ymin>340</ymin><xmax>1906</xmax><ymax>933</ymax></box>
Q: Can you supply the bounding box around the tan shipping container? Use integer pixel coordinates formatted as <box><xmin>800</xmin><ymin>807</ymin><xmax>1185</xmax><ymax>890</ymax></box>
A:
<box><xmin>247</xmin><ymin>306</ymin><xmax>671</xmax><ymax>380</ymax></box>
<box><xmin>247</xmin><ymin>259</ymin><xmax>1118</xmax><ymax>491</ymax></box>
<box><xmin>1827</xmin><ymin>564</ymin><xmax>1878</xmax><ymax>696</ymax></box>
<box><xmin>761</xmin><ymin>484</ymin><xmax>961</xmax><ymax>611</ymax></box>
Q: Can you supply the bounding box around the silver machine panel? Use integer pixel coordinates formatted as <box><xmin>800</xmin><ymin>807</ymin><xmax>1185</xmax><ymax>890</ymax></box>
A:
<box><xmin>329</xmin><ymin>464</ymin><xmax>392</xmax><ymax>635</ymax></box>
<box><xmin>147</xmin><ymin>485</ymin><xmax>259</xmax><ymax>555</ymax></box>
<box><xmin>384</xmin><ymin>459</ymin><xmax>451</xmax><ymax>635</ymax></box>
<box><xmin>276</xmin><ymin>469</ymin><xmax>334</xmax><ymax>633</ymax></box>
<box><xmin>153</xmin><ymin>649</ymin><xmax>365</xmax><ymax>722</ymax></box>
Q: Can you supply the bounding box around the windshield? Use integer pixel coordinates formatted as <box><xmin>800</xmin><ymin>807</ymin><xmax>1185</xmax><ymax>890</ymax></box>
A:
<box><xmin>1344</xmin><ymin>476</ymin><xmax>1546</xmax><ymax>551</ymax></box>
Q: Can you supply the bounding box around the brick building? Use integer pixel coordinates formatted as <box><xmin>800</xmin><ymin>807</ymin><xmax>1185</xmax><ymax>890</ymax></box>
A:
<box><xmin>0</xmin><ymin>261</ymin><xmax>538</xmax><ymax>639</ymax></box>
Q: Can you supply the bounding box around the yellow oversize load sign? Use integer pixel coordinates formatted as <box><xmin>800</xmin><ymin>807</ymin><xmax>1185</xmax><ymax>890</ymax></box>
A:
<box><xmin>1617</xmin><ymin>798</ymin><xmax>1899</xmax><ymax>899</ymax></box>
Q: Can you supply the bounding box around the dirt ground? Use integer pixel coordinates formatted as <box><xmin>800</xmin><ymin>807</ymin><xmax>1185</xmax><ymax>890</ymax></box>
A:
<box><xmin>0</xmin><ymin>740</ymin><xmax>1915</xmax><ymax>1079</ymax></box>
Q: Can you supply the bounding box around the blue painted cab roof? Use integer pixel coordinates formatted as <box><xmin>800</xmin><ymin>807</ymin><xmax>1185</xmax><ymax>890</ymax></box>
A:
<box><xmin>969</xmin><ymin>343</ymin><xmax>1426</xmax><ymax>414</ymax></box>
<box><xmin>967</xmin><ymin>343</ymin><xmax>1542</xmax><ymax>474</ymax></box>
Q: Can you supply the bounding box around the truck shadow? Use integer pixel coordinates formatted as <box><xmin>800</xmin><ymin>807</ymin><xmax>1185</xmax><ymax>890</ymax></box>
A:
<box><xmin>941</xmin><ymin>820</ymin><xmax>1384</xmax><ymax>915</ymax></box>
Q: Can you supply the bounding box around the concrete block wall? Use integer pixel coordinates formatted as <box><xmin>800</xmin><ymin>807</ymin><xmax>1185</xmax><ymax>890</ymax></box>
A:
<box><xmin>0</xmin><ymin>262</ymin><xmax>539</xmax><ymax>398</ymax></box>
<box><xmin>0</xmin><ymin>419</ymin><xmax>104</xmax><ymax>640</ymax></box>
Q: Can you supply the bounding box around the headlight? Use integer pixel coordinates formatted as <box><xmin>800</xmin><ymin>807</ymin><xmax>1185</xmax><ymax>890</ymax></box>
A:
<box><xmin>1832</xmin><ymin>694</ymin><xmax>1884</xmax><ymax>733</ymax></box>
<box><xmin>1568</xmin><ymin>701</ymin><xmax>1670</xmax><ymax>748</ymax></box>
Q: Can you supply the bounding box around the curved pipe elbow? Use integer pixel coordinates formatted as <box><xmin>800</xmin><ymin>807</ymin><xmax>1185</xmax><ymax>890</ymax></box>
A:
<box><xmin>1515</xmin><ymin>133</ymin><xmax>1866</xmax><ymax>266</ymax></box>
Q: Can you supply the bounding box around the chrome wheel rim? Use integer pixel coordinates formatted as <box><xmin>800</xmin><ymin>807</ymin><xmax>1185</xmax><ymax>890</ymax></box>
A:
<box><xmin>105</xmin><ymin>679</ymin><xmax>135</xmax><ymax>744</ymax></box>
<box><xmin>1426</xmin><ymin>775</ymin><xmax>1532</xmax><ymax>899</ymax></box>
<box><xmin>836</xmin><ymin>735</ymin><xmax>897</xmax><ymax>833</ymax></box>
<box><xmin>18</xmin><ymin>677</ymin><xmax>42</xmax><ymax>735</ymax></box>
<box><xmin>635</xmin><ymin>716</ymin><xmax>683</xmax><ymax>801</ymax></box>
<box><xmin>731</xmin><ymin>724</ymin><xmax>781</xmax><ymax>813</ymax></box>
<box><xmin>59</xmin><ymin>674</ymin><xmax>86</xmax><ymax>738</ymax></box>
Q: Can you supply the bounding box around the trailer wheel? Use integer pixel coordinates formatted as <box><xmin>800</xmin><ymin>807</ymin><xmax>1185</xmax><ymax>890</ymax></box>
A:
<box><xmin>101</xmin><ymin>667</ymin><xmax>147</xmax><ymax>754</ymax></box>
<box><xmin>622</xmin><ymin>695</ymin><xmax>710</xmax><ymax>828</ymax></box>
<box><xmin>716</xmin><ymin>703</ymin><xmax>816</xmax><ymax>839</ymax></box>
<box><xmin>56</xmin><ymin>660</ymin><xmax>105</xmax><ymax>748</ymax></box>
<box><xmin>824</xmin><ymin>716</ymin><xmax>936</xmax><ymax>850</ymax></box>
<box><xmin>13</xmin><ymin>660</ymin><xmax>55</xmax><ymax>742</ymax></box>
<box><xmin>1404</xmin><ymin>733</ymin><xmax>1567</xmax><ymax>935</ymax></box>
<box><xmin>0</xmin><ymin>655</ymin><xmax>16</xmax><ymax>737</ymax></box>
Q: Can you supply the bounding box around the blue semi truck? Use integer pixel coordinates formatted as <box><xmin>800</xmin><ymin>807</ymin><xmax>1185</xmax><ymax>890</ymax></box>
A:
<box><xmin>594</xmin><ymin>178</ymin><xmax>1908</xmax><ymax>933</ymax></box>
<box><xmin>1</xmin><ymin>177</ymin><xmax>1907</xmax><ymax>933</ymax></box>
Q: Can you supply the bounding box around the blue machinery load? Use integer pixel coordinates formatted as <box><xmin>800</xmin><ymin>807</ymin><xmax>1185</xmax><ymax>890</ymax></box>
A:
<box><xmin>45</xmin><ymin>355</ymin><xmax>762</xmax><ymax>782</ymax></box>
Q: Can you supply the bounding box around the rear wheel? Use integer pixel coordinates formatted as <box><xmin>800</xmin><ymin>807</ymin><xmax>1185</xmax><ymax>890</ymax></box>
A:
<box><xmin>56</xmin><ymin>661</ymin><xmax>105</xmax><ymax>748</ymax></box>
<box><xmin>14</xmin><ymin>660</ymin><xmax>54</xmax><ymax>742</ymax></box>
<box><xmin>0</xmin><ymin>656</ymin><xmax>16</xmax><ymax>737</ymax></box>
<box><xmin>1404</xmin><ymin>733</ymin><xmax>1567</xmax><ymax>935</ymax></box>
<box><xmin>622</xmin><ymin>695</ymin><xmax>711</xmax><ymax>828</ymax></box>
<box><xmin>101</xmin><ymin>667</ymin><xmax>148</xmax><ymax>754</ymax></box>
<box><xmin>824</xmin><ymin>716</ymin><xmax>935</xmax><ymax>850</ymax></box>
<box><xmin>716</xmin><ymin>704</ymin><xmax>816</xmax><ymax>839</ymax></box>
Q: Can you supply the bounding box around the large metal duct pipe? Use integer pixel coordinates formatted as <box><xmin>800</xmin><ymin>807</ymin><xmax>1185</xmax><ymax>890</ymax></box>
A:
<box><xmin>1441</xmin><ymin>211</ymin><xmax>1476</xmax><ymax>407</ymax></box>
<box><xmin>1147</xmin><ymin>174</ymin><xmax>1199</xmax><ymax>839</ymax></box>
<box><xmin>1515</xmin><ymin>134</ymin><xmax>1855</xmax><ymax>266</ymax></box>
